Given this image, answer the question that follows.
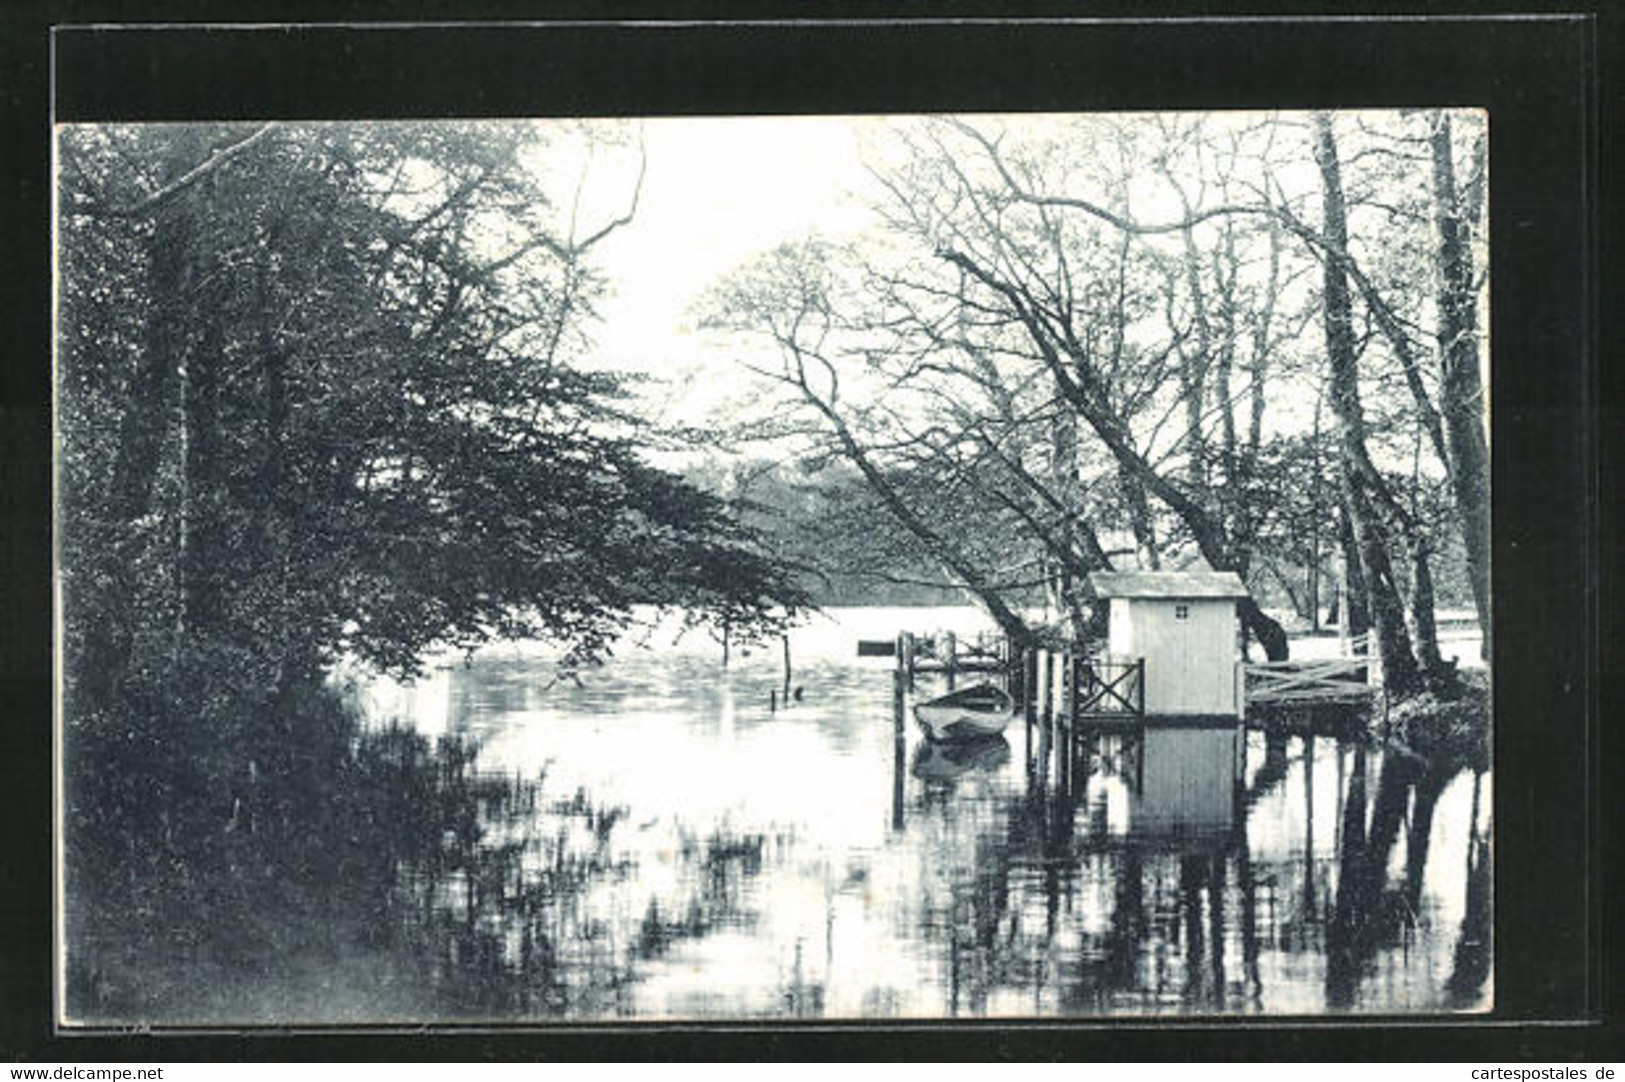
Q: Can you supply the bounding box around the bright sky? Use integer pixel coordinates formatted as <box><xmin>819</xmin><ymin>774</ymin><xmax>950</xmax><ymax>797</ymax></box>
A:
<box><xmin>547</xmin><ymin>110</ymin><xmax>1481</xmax><ymax>474</ymax></box>
<box><xmin>581</xmin><ymin>116</ymin><xmax>884</xmax><ymax>427</ymax></box>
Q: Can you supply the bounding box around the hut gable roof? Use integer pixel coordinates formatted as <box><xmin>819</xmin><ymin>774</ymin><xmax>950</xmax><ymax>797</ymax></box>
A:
<box><xmin>1088</xmin><ymin>570</ymin><xmax>1249</xmax><ymax>600</ymax></box>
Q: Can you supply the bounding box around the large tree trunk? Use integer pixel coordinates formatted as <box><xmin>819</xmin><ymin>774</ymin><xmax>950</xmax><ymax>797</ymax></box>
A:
<box><xmin>1312</xmin><ymin>113</ymin><xmax>1422</xmax><ymax>695</ymax></box>
<box><xmin>1341</xmin><ymin>469</ymin><xmax>1420</xmax><ymax>692</ymax></box>
<box><xmin>1048</xmin><ymin>407</ymin><xmax>1081</xmax><ymax>629</ymax></box>
<box><xmin>1429</xmin><ymin>112</ymin><xmax>1493</xmax><ymax>662</ymax></box>
<box><xmin>1406</xmin><ymin>537</ymin><xmax>1446</xmax><ymax>678</ymax></box>
<box><xmin>1117</xmin><ymin>462</ymin><xmax>1161</xmax><ymax>570</ymax></box>
<box><xmin>1337</xmin><ymin>504</ymin><xmax>1370</xmax><ymax>637</ymax></box>
<box><xmin>84</xmin><ymin>144</ymin><xmax>207</xmax><ymax>704</ymax></box>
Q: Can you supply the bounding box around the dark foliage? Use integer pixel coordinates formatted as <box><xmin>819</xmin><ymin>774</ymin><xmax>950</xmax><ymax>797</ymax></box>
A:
<box><xmin>56</xmin><ymin>120</ymin><xmax>808</xmax><ymax>1016</ymax></box>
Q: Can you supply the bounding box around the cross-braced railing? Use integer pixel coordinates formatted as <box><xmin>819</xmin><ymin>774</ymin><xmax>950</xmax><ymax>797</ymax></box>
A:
<box><xmin>1074</xmin><ymin>656</ymin><xmax>1145</xmax><ymax>717</ymax></box>
<box><xmin>1244</xmin><ymin>653</ymin><xmax>1374</xmax><ymax>705</ymax></box>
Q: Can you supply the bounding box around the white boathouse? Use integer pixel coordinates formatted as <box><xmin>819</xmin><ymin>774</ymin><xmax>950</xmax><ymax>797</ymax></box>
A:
<box><xmin>1088</xmin><ymin>570</ymin><xmax>1250</xmax><ymax>718</ymax></box>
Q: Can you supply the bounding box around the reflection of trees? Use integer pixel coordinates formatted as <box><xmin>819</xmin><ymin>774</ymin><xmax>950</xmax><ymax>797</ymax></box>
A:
<box><xmin>910</xmin><ymin>722</ymin><xmax>1482</xmax><ymax>1017</ymax></box>
<box><xmin>1446</xmin><ymin>771</ymin><xmax>1491</xmax><ymax>1008</ymax></box>
<box><xmin>1325</xmin><ymin>743</ymin><xmax>1481</xmax><ymax>1010</ymax></box>
<box><xmin>375</xmin><ymin>701</ymin><xmax>1485</xmax><ymax>1019</ymax></box>
<box><xmin>1405</xmin><ymin>763</ymin><xmax>1452</xmax><ymax>913</ymax></box>
<box><xmin>909</xmin><ymin>727</ymin><xmax>1251</xmax><ymax>1016</ymax></box>
<box><xmin>1245</xmin><ymin>731</ymin><xmax>1294</xmax><ymax>810</ymax></box>
<box><xmin>1232</xmin><ymin>810</ymin><xmax>1264</xmax><ymax>1009</ymax></box>
<box><xmin>373</xmin><ymin>736</ymin><xmax>778</xmax><ymax>1019</ymax></box>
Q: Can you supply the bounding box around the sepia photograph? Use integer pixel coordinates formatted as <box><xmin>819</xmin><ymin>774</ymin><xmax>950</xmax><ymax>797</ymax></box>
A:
<box><xmin>53</xmin><ymin>108</ymin><xmax>1495</xmax><ymax>1026</ymax></box>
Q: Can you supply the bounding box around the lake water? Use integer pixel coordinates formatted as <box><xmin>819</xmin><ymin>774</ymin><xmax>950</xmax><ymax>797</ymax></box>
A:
<box><xmin>358</xmin><ymin>606</ymin><xmax>1491</xmax><ymax>1020</ymax></box>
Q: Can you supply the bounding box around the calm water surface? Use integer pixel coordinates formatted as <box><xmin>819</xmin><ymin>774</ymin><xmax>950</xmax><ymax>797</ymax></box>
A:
<box><xmin>360</xmin><ymin>607</ymin><xmax>1491</xmax><ymax>1019</ymax></box>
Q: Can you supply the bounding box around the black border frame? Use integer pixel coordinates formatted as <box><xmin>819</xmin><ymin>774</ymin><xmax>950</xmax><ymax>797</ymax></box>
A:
<box><xmin>4</xmin><ymin>5</ymin><xmax>1617</xmax><ymax>1062</ymax></box>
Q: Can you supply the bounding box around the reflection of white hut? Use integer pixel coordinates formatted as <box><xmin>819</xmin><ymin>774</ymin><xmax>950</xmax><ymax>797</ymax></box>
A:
<box><xmin>1089</xmin><ymin>570</ymin><xmax>1250</xmax><ymax>718</ymax></box>
<box><xmin>1132</xmin><ymin>726</ymin><xmax>1242</xmax><ymax>836</ymax></box>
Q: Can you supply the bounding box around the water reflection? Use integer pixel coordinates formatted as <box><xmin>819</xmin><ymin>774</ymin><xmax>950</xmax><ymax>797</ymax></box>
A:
<box><xmin>363</xmin><ymin>638</ymin><xmax>1490</xmax><ymax>1019</ymax></box>
<box><xmin>912</xmin><ymin>736</ymin><xmax>1011</xmax><ymax>787</ymax></box>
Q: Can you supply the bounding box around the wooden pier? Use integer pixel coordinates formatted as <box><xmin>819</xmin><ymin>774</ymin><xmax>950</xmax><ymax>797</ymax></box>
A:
<box><xmin>863</xmin><ymin>632</ymin><xmax>1144</xmax><ymax>716</ymax></box>
<box><xmin>1242</xmin><ymin>631</ymin><xmax>1378</xmax><ymax>708</ymax></box>
<box><xmin>868</xmin><ymin>621</ymin><xmax>1384</xmax><ymax>742</ymax></box>
<box><xmin>875</xmin><ymin>612</ymin><xmax>1387</xmax><ymax>838</ymax></box>
<box><xmin>877</xmin><ymin>627</ymin><xmax>1257</xmax><ymax>836</ymax></box>
<box><xmin>870</xmin><ymin>630</ymin><xmax>1150</xmax><ymax>795</ymax></box>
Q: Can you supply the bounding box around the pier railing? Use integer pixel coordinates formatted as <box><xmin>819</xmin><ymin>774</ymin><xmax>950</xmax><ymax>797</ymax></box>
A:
<box><xmin>1074</xmin><ymin>656</ymin><xmax>1146</xmax><ymax>718</ymax></box>
<box><xmin>864</xmin><ymin>630</ymin><xmax>1146</xmax><ymax>723</ymax></box>
<box><xmin>1243</xmin><ymin>656</ymin><xmax>1374</xmax><ymax>707</ymax></box>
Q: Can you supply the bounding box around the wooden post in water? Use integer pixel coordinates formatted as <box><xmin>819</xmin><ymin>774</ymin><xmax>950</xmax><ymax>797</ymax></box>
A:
<box><xmin>1035</xmin><ymin>649</ymin><xmax>1052</xmax><ymax>790</ymax></box>
<box><xmin>1077</xmin><ymin>725</ymin><xmax>1093</xmax><ymax>796</ymax></box>
<box><xmin>1057</xmin><ymin>651</ymin><xmax>1072</xmax><ymax>794</ymax></box>
<box><xmin>782</xmin><ymin>634</ymin><xmax>793</xmax><ymax>700</ymax></box>
<box><xmin>892</xmin><ymin>667</ymin><xmax>906</xmax><ymax>832</ymax></box>
<box><xmin>893</xmin><ymin>664</ymin><xmax>906</xmax><ymax>730</ymax></box>
<box><xmin>900</xmin><ymin>631</ymin><xmax>917</xmax><ymax>690</ymax></box>
<box><xmin>1008</xmin><ymin>635</ymin><xmax>1024</xmax><ymax>704</ymax></box>
<box><xmin>1042</xmin><ymin>648</ymin><xmax>1060</xmax><ymax>788</ymax></box>
<box><xmin>944</xmin><ymin>630</ymin><xmax>958</xmax><ymax>690</ymax></box>
<box><xmin>1039</xmin><ymin>648</ymin><xmax>1054</xmax><ymax>726</ymax></box>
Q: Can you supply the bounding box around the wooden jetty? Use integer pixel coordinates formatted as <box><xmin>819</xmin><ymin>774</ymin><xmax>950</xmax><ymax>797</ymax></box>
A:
<box><xmin>857</xmin><ymin>630</ymin><xmax>1009</xmax><ymax>691</ymax></box>
<box><xmin>1242</xmin><ymin>630</ymin><xmax>1378</xmax><ymax>708</ymax></box>
<box><xmin>867</xmin><ymin>603</ymin><xmax>1379</xmax><ymax>741</ymax></box>
<box><xmin>867</xmin><ymin>571</ymin><xmax>1391</xmax><ymax>818</ymax></box>
<box><xmin>870</xmin><ymin>575</ymin><xmax>1396</xmax><ymax>839</ymax></box>
<box><xmin>867</xmin><ymin>623</ymin><xmax>1379</xmax><ymax>723</ymax></box>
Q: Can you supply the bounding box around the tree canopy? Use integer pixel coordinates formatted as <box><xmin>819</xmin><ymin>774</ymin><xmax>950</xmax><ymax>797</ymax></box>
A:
<box><xmin>57</xmin><ymin>120</ymin><xmax>807</xmax><ymax>712</ymax></box>
<box><xmin>699</xmin><ymin>111</ymin><xmax>1487</xmax><ymax>687</ymax></box>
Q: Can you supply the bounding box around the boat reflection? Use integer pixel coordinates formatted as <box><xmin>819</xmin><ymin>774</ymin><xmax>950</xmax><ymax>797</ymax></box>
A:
<box><xmin>911</xmin><ymin>735</ymin><xmax>1011</xmax><ymax>785</ymax></box>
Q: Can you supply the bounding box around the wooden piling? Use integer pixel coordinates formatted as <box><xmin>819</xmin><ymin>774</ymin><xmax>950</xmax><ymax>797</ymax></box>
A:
<box><xmin>1050</xmin><ymin>648</ymin><xmax>1066</xmax><ymax>725</ymax></box>
<box><xmin>1058</xmin><ymin>651</ymin><xmax>1074</xmax><ymax>793</ymax></box>
<box><xmin>1040</xmin><ymin>648</ymin><xmax>1056</xmax><ymax>729</ymax></box>
<box><xmin>1057</xmin><ymin>712</ymin><xmax>1071</xmax><ymax>795</ymax></box>
<box><xmin>1078</xmin><ymin>725</ymin><xmax>1093</xmax><ymax>793</ymax></box>
<box><xmin>944</xmin><ymin>630</ymin><xmax>958</xmax><ymax>690</ymax></box>
<box><xmin>1035</xmin><ymin>649</ymin><xmax>1052</xmax><ymax>790</ymax></box>
<box><xmin>892</xmin><ymin>668</ymin><xmax>906</xmax><ymax>831</ymax></box>
<box><xmin>1008</xmin><ymin>636</ymin><xmax>1024</xmax><ymax>704</ymax></box>
<box><xmin>1037</xmin><ymin>713</ymin><xmax>1052</xmax><ymax>792</ymax></box>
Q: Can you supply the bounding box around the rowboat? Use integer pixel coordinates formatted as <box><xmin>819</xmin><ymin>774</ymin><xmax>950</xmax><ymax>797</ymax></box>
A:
<box><xmin>913</xmin><ymin>683</ymin><xmax>1016</xmax><ymax>742</ymax></box>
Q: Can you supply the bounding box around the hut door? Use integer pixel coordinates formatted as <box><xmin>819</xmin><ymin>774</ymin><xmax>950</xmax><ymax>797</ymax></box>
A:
<box><xmin>1170</xmin><ymin>601</ymin><xmax>1200</xmax><ymax>713</ymax></box>
<box><xmin>1171</xmin><ymin>600</ymin><xmax>1231</xmax><ymax>714</ymax></box>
